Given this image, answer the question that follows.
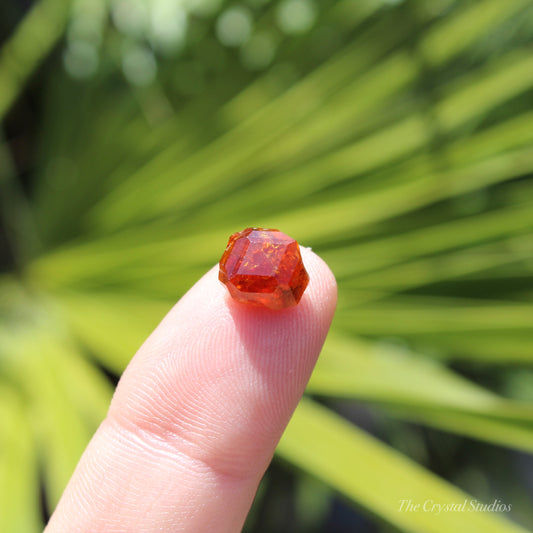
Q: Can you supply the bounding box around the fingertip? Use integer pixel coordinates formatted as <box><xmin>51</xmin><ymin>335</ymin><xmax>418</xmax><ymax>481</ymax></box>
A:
<box><xmin>46</xmin><ymin>244</ymin><xmax>338</xmax><ymax>533</ymax></box>
<box><xmin>300</xmin><ymin>245</ymin><xmax>338</xmax><ymax>316</ymax></box>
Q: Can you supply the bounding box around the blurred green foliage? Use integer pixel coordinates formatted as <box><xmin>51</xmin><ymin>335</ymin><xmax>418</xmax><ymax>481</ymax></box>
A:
<box><xmin>1</xmin><ymin>0</ymin><xmax>533</xmax><ymax>531</ymax></box>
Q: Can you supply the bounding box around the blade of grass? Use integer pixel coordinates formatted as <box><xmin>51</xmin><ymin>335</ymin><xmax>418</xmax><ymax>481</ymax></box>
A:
<box><xmin>308</xmin><ymin>335</ymin><xmax>533</xmax><ymax>451</ymax></box>
<box><xmin>335</xmin><ymin>296</ymin><xmax>533</xmax><ymax>337</ymax></box>
<box><xmin>1</xmin><ymin>327</ymin><xmax>93</xmax><ymax>507</ymax></box>
<box><xmin>55</xmin><ymin>290</ymin><xmax>171</xmax><ymax>374</ymax></box>
<box><xmin>0</xmin><ymin>0</ymin><xmax>71</xmax><ymax>120</ymax></box>
<box><xmin>385</xmin><ymin>407</ymin><xmax>533</xmax><ymax>454</ymax></box>
<box><xmin>325</xmin><ymin>201</ymin><xmax>533</xmax><ymax>279</ymax></box>
<box><xmin>419</xmin><ymin>0</ymin><xmax>531</xmax><ymax>66</ymax></box>
<box><xmin>311</xmin><ymin>335</ymin><xmax>533</xmax><ymax>423</ymax></box>
<box><xmin>342</xmin><ymin>246</ymin><xmax>532</xmax><ymax>295</ymax></box>
<box><xmin>0</xmin><ymin>387</ymin><xmax>42</xmax><ymax>533</ymax></box>
<box><xmin>278</xmin><ymin>398</ymin><xmax>529</xmax><ymax>533</ymax></box>
<box><xmin>409</xmin><ymin>331</ymin><xmax>533</xmax><ymax>364</ymax></box>
<box><xmin>49</xmin><ymin>340</ymin><xmax>114</xmax><ymax>428</ymax></box>
<box><xmin>436</xmin><ymin>49</ymin><xmax>533</xmax><ymax>132</ymax></box>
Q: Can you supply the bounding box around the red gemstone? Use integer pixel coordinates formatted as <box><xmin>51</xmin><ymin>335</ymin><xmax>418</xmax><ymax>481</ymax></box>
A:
<box><xmin>219</xmin><ymin>228</ymin><xmax>309</xmax><ymax>310</ymax></box>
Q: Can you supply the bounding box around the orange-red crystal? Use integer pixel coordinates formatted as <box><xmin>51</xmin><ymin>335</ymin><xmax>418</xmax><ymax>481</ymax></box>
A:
<box><xmin>219</xmin><ymin>228</ymin><xmax>309</xmax><ymax>310</ymax></box>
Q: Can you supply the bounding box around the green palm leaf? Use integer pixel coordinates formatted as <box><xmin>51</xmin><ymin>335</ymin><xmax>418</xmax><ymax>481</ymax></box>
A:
<box><xmin>2</xmin><ymin>0</ymin><xmax>533</xmax><ymax>530</ymax></box>
<box><xmin>279</xmin><ymin>398</ymin><xmax>529</xmax><ymax>533</ymax></box>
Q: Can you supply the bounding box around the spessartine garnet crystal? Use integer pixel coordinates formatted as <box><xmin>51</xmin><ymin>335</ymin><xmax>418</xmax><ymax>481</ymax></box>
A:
<box><xmin>219</xmin><ymin>228</ymin><xmax>310</xmax><ymax>310</ymax></box>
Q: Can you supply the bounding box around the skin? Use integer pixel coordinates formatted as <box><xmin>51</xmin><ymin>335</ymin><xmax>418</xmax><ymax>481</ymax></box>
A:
<box><xmin>45</xmin><ymin>248</ymin><xmax>337</xmax><ymax>533</ymax></box>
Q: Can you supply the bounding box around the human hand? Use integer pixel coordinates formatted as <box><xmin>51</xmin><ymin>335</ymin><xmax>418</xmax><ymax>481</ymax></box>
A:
<box><xmin>44</xmin><ymin>247</ymin><xmax>336</xmax><ymax>532</ymax></box>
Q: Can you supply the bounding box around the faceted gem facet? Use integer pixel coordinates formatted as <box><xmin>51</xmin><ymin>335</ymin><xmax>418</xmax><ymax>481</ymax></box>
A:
<box><xmin>219</xmin><ymin>228</ymin><xmax>310</xmax><ymax>310</ymax></box>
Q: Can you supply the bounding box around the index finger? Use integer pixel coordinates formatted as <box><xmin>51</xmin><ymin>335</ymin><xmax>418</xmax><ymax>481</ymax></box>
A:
<box><xmin>45</xmin><ymin>247</ymin><xmax>337</xmax><ymax>533</ymax></box>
